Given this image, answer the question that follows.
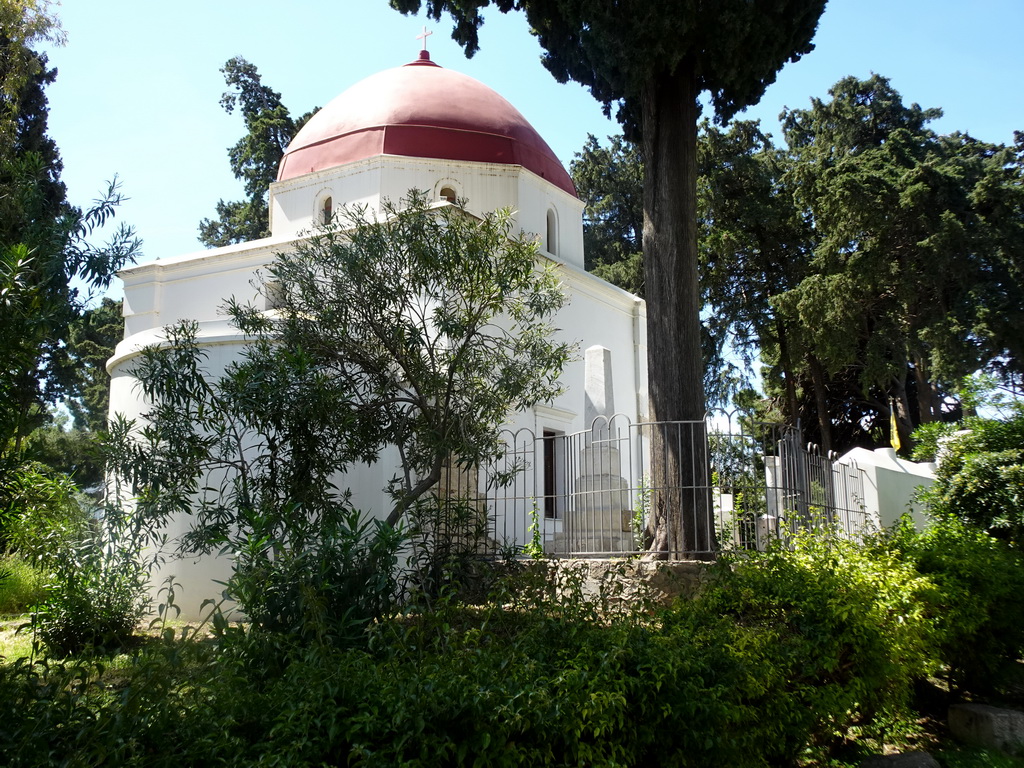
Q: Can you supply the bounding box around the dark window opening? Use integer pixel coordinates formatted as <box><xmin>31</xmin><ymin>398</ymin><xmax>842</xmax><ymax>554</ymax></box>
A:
<box><xmin>542</xmin><ymin>428</ymin><xmax>562</xmax><ymax>519</ymax></box>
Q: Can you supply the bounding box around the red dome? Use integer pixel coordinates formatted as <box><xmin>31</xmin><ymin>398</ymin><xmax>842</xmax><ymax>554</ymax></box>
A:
<box><xmin>277</xmin><ymin>53</ymin><xmax>576</xmax><ymax>197</ymax></box>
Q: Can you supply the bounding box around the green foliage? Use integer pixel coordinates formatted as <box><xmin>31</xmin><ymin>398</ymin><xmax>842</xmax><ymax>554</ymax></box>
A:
<box><xmin>28</xmin><ymin>494</ymin><xmax>159</xmax><ymax>657</ymax></box>
<box><xmin>0</xmin><ymin>462</ymin><xmax>158</xmax><ymax>657</ymax></box>
<box><xmin>403</xmin><ymin>494</ymin><xmax>519</xmax><ymax>606</ymax></box>
<box><xmin>22</xmin><ymin>417</ymin><xmax>105</xmax><ymax>491</ymax></box>
<box><xmin>198</xmin><ymin>57</ymin><xmax>314</xmax><ymax>247</ymax></box>
<box><xmin>572</xmin><ymin>134</ymin><xmax>643</xmax><ymax>283</ymax></box>
<box><xmin>111</xmin><ymin>317</ymin><xmax>378</xmax><ymax>633</ymax></box>
<box><xmin>0</xmin><ymin>461</ymin><xmax>154</xmax><ymax>652</ymax></box>
<box><xmin>918</xmin><ymin>404</ymin><xmax>1024</xmax><ymax>544</ymax></box>
<box><xmin>4</xmin><ymin>527</ymin><xmax>1024</xmax><ymax>765</ymax></box>
<box><xmin>0</xmin><ymin>3</ymin><xmax>139</xmax><ymax>494</ymax></box>
<box><xmin>694</xmin><ymin>533</ymin><xmax>936</xmax><ymax>760</ymax></box>
<box><xmin>770</xmin><ymin>74</ymin><xmax>1022</xmax><ymax>450</ymax></box>
<box><xmin>230</xmin><ymin>510</ymin><xmax>403</xmax><ymax>646</ymax></box>
<box><xmin>0</xmin><ymin>460</ymin><xmax>88</xmax><ymax>556</ymax></box>
<box><xmin>936</xmin><ymin>745</ymin><xmax>1024</xmax><ymax>768</ymax></box>
<box><xmin>1</xmin><ymin>143</ymin><xmax>139</xmax><ymax>467</ymax></box>
<box><xmin>524</xmin><ymin>500</ymin><xmax>544</xmax><ymax>559</ymax></box>
<box><xmin>887</xmin><ymin>515</ymin><xmax>1024</xmax><ymax>694</ymax></box>
<box><xmin>698</xmin><ymin>119</ymin><xmax>811</xmax><ymax>415</ymax></box>
<box><xmin>910</xmin><ymin>419</ymin><xmax>958</xmax><ymax>463</ymax></box>
<box><xmin>574</xmin><ymin>71</ymin><xmax>1023</xmax><ymax>455</ymax></box>
<box><xmin>64</xmin><ymin>297</ymin><xmax>122</xmax><ymax>433</ymax></box>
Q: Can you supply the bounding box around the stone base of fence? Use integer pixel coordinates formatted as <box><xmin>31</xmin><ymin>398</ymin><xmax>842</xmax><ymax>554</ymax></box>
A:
<box><xmin>524</xmin><ymin>558</ymin><xmax>717</xmax><ymax>608</ymax></box>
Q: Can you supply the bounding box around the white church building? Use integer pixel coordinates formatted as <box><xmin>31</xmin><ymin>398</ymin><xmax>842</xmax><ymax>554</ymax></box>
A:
<box><xmin>107</xmin><ymin>49</ymin><xmax>650</xmax><ymax>615</ymax></box>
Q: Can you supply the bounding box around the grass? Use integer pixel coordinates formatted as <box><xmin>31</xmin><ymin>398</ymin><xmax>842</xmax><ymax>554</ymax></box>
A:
<box><xmin>0</xmin><ymin>554</ymin><xmax>45</xmax><ymax>615</ymax></box>
<box><xmin>0</xmin><ymin>617</ymin><xmax>34</xmax><ymax>661</ymax></box>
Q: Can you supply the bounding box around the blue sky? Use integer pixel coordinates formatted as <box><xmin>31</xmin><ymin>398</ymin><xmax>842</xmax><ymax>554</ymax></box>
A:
<box><xmin>42</xmin><ymin>0</ymin><xmax>1024</xmax><ymax>276</ymax></box>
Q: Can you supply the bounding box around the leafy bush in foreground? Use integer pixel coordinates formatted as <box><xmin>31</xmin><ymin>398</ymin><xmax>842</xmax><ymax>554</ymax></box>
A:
<box><xmin>29</xmin><ymin>505</ymin><xmax>155</xmax><ymax>658</ymax></box>
<box><xmin>1</xmin><ymin>522</ymin><xmax>1022</xmax><ymax>766</ymax></box>
<box><xmin>888</xmin><ymin>515</ymin><xmax>1024</xmax><ymax>693</ymax></box>
<box><xmin>914</xmin><ymin>403</ymin><xmax>1024</xmax><ymax>545</ymax></box>
<box><xmin>691</xmin><ymin>533</ymin><xmax>937</xmax><ymax>761</ymax></box>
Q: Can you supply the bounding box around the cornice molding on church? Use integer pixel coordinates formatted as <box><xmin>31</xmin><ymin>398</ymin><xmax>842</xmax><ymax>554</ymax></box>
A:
<box><xmin>533</xmin><ymin>403</ymin><xmax>578</xmax><ymax>423</ymax></box>
<box><xmin>106</xmin><ymin>319</ymin><xmax>254</xmax><ymax>374</ymax></box>
<box><xmin>550</xmin><ymin>257</ymin><xmax>645</xmax><ymax>311</ymax></box>
<box><xmin>119</xmin><ymin>238</ymin><xmax>299</xmax><ymax>283</ymax></box>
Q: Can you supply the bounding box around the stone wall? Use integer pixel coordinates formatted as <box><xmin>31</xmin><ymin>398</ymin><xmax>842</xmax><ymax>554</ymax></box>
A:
<box><xmin>528</xmin><ymin>558</ymin><xmax>716</xmax><ymax>608</ymax></box>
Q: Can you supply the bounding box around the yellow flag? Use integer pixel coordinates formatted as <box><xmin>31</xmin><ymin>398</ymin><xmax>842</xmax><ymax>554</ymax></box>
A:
<box><xmin>890</xmin><ymin>404</ymin><xmax>902</xmax><ymax>452</ymax></box>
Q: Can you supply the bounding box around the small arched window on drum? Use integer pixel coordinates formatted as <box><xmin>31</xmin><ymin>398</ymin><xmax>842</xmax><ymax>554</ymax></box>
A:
<box><xmin>545</xmin><ymin>208</ymin><xmax>558</xmax><ymax>256</ymax></box>
<box><xmin>321</xmin><ymin>196</ymin><xmax>333</xmax><ymax>225</ymax></box>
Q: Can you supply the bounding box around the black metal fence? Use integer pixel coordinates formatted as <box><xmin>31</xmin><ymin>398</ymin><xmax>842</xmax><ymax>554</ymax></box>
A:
<box><xmin>431</xmin><ymin>413</ymin><xmax>869</xmax><ymax>560</ymax></box>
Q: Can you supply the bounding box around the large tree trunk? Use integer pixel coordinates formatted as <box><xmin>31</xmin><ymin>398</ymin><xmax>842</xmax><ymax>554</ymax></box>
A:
<box><xmin>807</xmin><ymin>353</ymin><xmax>833</xmax><ymax>456</ymax></box>
<box><xmin>912</xmin><ymin>353</ymin><xmax>940</xmax><ymax>424</ymax></box>
<box><xmin>641</xmin><ymin>63</ymin><xmax>715</xmax><ymax>559</ymax></box>
<box><xmin>775</xmin><ymin>318</ymin><xmax>800</xmax><ymax>426</ymax></box>
<box><xmin>891</xmin><ymin>374</ymin><xmax>914</xmax><ymax>453</ymax></box>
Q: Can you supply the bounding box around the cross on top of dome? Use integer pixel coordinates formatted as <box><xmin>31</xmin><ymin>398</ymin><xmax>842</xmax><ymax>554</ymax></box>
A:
<box><xmin>416</xmin><ymin>26</ymin><xmax>432</xmax><ymax>54</ymax></box>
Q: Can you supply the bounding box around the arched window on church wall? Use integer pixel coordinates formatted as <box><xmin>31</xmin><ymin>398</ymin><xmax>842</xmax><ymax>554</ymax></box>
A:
<box><xmin>439</xmin><ymin>186</ymin><xmax>457</xmax><ymax>204</ymax></box>
<box><xmin>546</xmin><ymin>208</ymin><xmax>558</xmax><ymax>256</ymax></box>
<box><xmin>321</xmin><ymin>196</ymin><xmax>333</xmax><ymax>225</ymax></box>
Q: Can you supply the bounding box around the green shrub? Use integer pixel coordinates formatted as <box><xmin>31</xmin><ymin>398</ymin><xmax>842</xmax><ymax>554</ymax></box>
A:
<box><xmin>916</xmin><ymin>403</ymin><xmax>1024</xmax><ymax>545</ymax></box>
<box><xmin>1</xmin><ymin>462</ymin><xmax>90</xmax><ymax>559</ymax></box>
<box><xmin>403</xmin><ymin>494</ymin><xmax>516</xmax><ymax>607</ymax></box>
<box><xmin>229</xmin><ymin>509</ymin><xmax>403</xmax><ymax>646</ymax></box>
<box><xmin>888</xmin><ymin>515</ymin><xmax>1024</xmax><ymax>693</ymax></box>
<box><xmin>0</xmin><ymin>463</ymin><xmax>152</xmax><ymax>656</ymax></box>
<box><xmin>690</xmin><ymin>533</ymin><xmax>937</xmax><ymax>762</ymax></box>
<box><xmin>7</xmin><ymin>528</ymin><xmax>1024</xmax><ymax>766</ymax></box>
<box><xmin>28</xmin><ymin>499</ymin><xmax>158</xmax><ymax>657</ymax></box>
<box><xmin>251</xmin><ymin>580</ymin><xmax>776</xmax><ymax>768</ymax></box>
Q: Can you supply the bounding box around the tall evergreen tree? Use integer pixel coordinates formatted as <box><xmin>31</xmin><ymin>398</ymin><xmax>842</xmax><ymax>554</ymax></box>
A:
<box><xmin>389</xmin><ymin>0</ymin><xmax>827</xmax><ymax>557</ymax></box>
<box><xmin>573</xmin><ymin>76</ymin><xmax>1024</xmax><ymax>457</ymax></box>
<box><xmin>198</xmin><ymin>57</ymin><xmax>315</xmax><ymax>247</ymax></box>
<box><xmin>572</xmin><ymin>134</ymin><xmax>644</xmax><ymax>293</ymax></box>
<box><xmin>65</xmin><ymin>298</ymin><xmax>123</xmax><ymax>433</ymax></box>
<box><xmin>775</xmin><ymin>75</ymin><xmax>1022</xmax><ymax>452</ymax></box>
<box><xmin>0</xmin><ymin>6</ymin><xmax>139</xmax><ymax>472</ymax></box>
<box><xmin>697</xmin><ymin>119</ymin><xmax>812</xmax><ymax>419</ymax></box>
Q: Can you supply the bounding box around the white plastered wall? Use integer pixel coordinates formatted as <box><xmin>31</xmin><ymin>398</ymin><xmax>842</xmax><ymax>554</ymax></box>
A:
<box><xmin>109</xmin><ymin>154</ymin><xmax>641</xmax><ymax>619</ymax></box>
<box><xmin>837</xmin><ymin>447</ymin><xmax>936</xmax><ymax>529</ymax></box>
<box><xmin>268</xmin><ymin>155</ymin><xmax>585</xmax><ymax>269</ymax></box>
